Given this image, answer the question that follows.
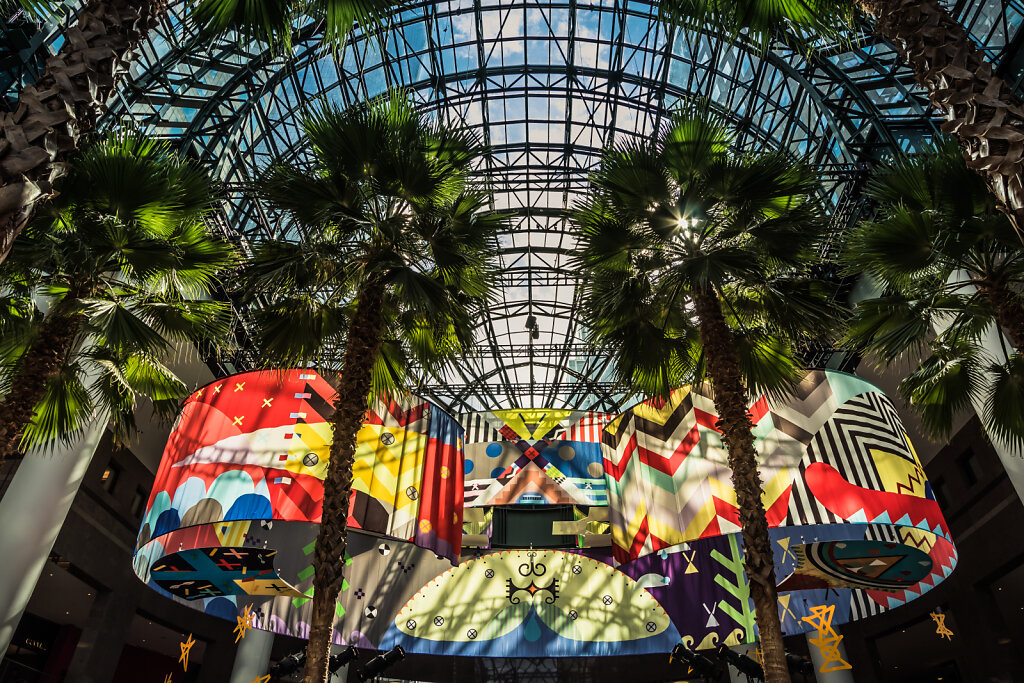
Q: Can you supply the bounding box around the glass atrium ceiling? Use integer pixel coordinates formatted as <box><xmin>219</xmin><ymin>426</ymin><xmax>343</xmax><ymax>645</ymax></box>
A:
<box><xmin>23</xmin><ymin>0</ymin><xmax>1024</xmax><ymax>412</ymax></box>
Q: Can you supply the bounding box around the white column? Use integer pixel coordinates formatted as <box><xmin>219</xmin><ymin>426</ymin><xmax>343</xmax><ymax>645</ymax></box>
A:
<box><xmin>228</xmin><ymin>628</ymin><xmax>275</xmax><ymax>683</ymax></box>
<box><xmin>805</xmin><ymin>631</ymin><xmax>855</xmax><ymax>683</ymax></box>
<box><xmin>0</xmin><ymin>412</ymin><xmax>109</xmax><ymax>657</ymax></box>
<box><xmin>934</xmin><ymin>272</ymin><xmax>1024</xmax><ymax>503</ymax></box>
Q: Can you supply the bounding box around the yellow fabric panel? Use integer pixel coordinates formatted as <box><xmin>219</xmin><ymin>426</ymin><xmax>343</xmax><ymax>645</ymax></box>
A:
<box><xmin>351</xmin><ymin>424</ymin><xmax>428</xmax><ymax>511</ymax></box>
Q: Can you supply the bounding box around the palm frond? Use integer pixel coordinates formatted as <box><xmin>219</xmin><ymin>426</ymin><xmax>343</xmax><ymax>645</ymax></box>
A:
<box><xmin>57</xmin><ymin>131</ymin><xmax>214</xmax><ymax>236</ymax></box>
<box><xmin>984</xmin><ymin>354</ymin><xmax>1024</xmax><ymax>451</ymax></box>
<box><xmin>188</xmin><ymin>0</ymin><xmax>297</xmax><ymax>52</ymax></box>
<box><xmin>898</xmin><ymin>340</ymin><xmax>985</xmax><ymax>440</ymax></box>
<box><xmin>19</xmin><ymin>362</ymin><xmax>92</xmax><ymax>451</ymax></box>
<box><xmin>658</xmin><ymin>0</ymin><xmax>856</xmax><ymax>52</ymax></box>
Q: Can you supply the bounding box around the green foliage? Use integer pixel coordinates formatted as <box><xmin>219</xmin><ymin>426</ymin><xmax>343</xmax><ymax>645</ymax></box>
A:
<box><xmin>187</xmin><ymin>0</ymin><xmax>395</xmax><ymax>53</ymax></box>
<box><xmin>0</xmin><ymin>131</ymin><xmax>236</xmax><ymax>449</ymax></box>
<box><xmin>239</xmin><ymin>90</ymin><xmax>505</xmax><ymax>398</ymax></box>
<box><xmin>572</xmin><ymin>105</ymin><xmax>837</xmax><ymax>400</ymax></box>
<box><xmin>658</xmin><ymin>0</ymin><xmax>857</xmax><ymax>54</ymax></box>
<box><xmin>842</xmin><ymin>140</ymin><xmax>1024</xmax><ymax>449</ymax></box>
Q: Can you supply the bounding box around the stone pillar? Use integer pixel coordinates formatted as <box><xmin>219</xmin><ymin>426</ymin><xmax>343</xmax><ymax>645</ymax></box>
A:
<box><xmin>805</xmin><ymin>632</ymin><xmax>855</xmax><ymax>683</ymax></box>
<box><xmin>0</xmin><ymin>413</ymin><xmax>109</xmax><ymax>658</ymax></box>
<box><xmin>228</xmin><ymin>628</ymin><xmax>274</xmax><ymax>683</ymax></box>
<box><xmin>64</xmin><ymin>584</ymin><xmax>140</xmax><ymax>683</ymax></box>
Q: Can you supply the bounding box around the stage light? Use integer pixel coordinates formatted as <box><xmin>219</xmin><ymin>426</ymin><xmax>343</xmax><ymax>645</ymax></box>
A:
<box><xmin>716</xmin><ymin>644</ymin><xmax>764</xmax><ymax>680</ymax></box>
<box><xmin>670</xmin><ymin>642</ymin><xmax>720</xmax><ymax>679</ymax></box>
<box><xmin>330</xmin><ymin>645</ymin><xmax>358</xmax><ymax>673</ymax></box>
<box><xmin>270</xmin><ymin>650</ymin><xmax>305</xmax><ymax>676</ymax></box>
<box><xmin>357</xmin><ymin>645</ymin><xmax>405</xmax><ymax>681</ymax></box>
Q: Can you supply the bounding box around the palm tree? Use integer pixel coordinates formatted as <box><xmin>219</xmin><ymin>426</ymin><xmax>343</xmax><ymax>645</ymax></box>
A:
<box><xmin>0</xmin><ymin>131</ymin><xmax>234</xmax><ymax>461</ymax></box>
<box><xmin>660</xmin><ymin>0</ymin><xmax>1024</xmax><ymax>243</ymax></box>
<box><xmin>843</xmin><ymin>140</ymin><xmax>1024</xmax><ymax>450</ymax></box>
<box><xmin>0</xmin><ymin>0</ymin><xmax>396</xmax><ymax>265</ymax></box>
<box><xmin>239</xmin><ymin>90</ymin><xmax>503</xmax><ymax>683</ymax></box>
<box><xmin>572</xmin><ymin>108</ymin><xmax>836</xmax><ymax>683</ymax></box>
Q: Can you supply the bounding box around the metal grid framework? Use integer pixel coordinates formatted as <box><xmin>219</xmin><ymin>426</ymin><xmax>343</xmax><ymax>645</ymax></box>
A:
<box><xmin>7</xmin><ymin>0</ymin><xmax>1024</xmax><ymax>413</ymax></box>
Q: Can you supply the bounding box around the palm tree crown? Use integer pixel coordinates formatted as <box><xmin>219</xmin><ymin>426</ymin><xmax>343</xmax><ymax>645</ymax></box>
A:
<box><xmin>574</xmin><ymin>109</ymin><xmax>835</xmax><ymax>399</ymax></box>
<box><xmin>187</xmin><ymin>0</ymin><xmax>397</xmax><ymax>52</ymax></box>
<box><xmin>242</xmin><ymin>90</ymin><xmax>502</xmax><ymax>390</ymax></box>
<box><xmin>843</xmin><ymin>141</ymin><xmax>1024</xmax><ymax>449</ymax></box>
<box><xmin>0</xmin><ymin>132</ymin><xmax>235</xmax><ymax>457</ymax></box>
<box><xmin>573</xmin><ymin>106</ymin><xmax>835</xmax><ymax>683</ymax></box>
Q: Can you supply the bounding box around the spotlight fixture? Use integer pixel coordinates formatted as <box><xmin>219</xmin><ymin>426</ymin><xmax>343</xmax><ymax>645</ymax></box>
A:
<box><xmin>525</xmin><ymin>315</ymin><xmax>537</xmax><ymax>330</ymax></box>
<box><xmin>357</xmin><ymin>645</ymin><xmax>405</xmax><ymax>681</ymax></box>
<box><xmin>716</xmin><ymin>643</ymin><xmax>764</xmax><ymax>680</ymax></box>
<box><xmin>329</xmin><ymin>645</ymin><xmax>358</xmax><ymax>674</ymax></box>
<box><xmin>270</xmin><ymin>651</ymin><xmax>305</xmax><ymax>676</ymax></box>
<box><xmin>669</xmin><ymin>642</ymin><xmax>720</xmax><ymax>679</ymax></box>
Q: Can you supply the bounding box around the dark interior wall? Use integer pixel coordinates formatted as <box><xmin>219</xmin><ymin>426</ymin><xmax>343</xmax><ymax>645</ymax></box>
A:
<box><xmin>842</xmin><ymin>417</ymin><xmax>1024</xmax><ymax>682</ymax></box>
<box><xmin>0</xmin><ymin>434</ymin><xmax>241</xmax><ymax>683</ymax></box>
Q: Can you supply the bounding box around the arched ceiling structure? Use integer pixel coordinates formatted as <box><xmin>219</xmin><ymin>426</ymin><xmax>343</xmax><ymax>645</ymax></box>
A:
<box><xmin>6</xmin><ymin>0</ymin><xmax>1024</xmax><ymax>412</ymax></box>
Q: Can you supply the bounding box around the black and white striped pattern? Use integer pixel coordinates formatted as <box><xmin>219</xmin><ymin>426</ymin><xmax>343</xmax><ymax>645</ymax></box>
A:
<box><xmin>850</xmin><ymin>589</ymin><xmax>885</xmax><ymax>619</ymax></box>
<box><xmin>457</xmin><ymin>413</ymin><xmax>503</xmax><ymax>444</ymax></box>
<box><xmin>862</xmin><ymin>523</ymin><xmax>900</xmax><ymax>544</ymax></box>
<box><xmin>787</xmin><ymin>393</ymin><xmax>914</xmax><ymax>527</ymax></box>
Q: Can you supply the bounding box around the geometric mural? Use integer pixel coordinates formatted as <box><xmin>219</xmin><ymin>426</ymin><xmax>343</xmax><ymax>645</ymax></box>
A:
<box><xmin>602</xmin><ymin>370</ymin><xmax>957</xmax><ymax>643</ymax></box>
<box><xmin>459</xmin><ymin>409</ymin><xmax>614</xmax><ymax>506</ymax></box>
<box><xmin>134</xmin><ymin>369</ymin><xmax>956</xmax><ymax>656</ymax></box>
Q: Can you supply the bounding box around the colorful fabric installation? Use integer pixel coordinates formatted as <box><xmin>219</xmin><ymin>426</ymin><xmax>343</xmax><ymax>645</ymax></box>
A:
<box><xmin>381</xmin><ymin>549</ymin><xmax>679</xmax><ymax>657</ymax></box>
<box><xmin>134</xmin><ymin>369</ymin><xmax>955</xmax><ymax>658</ymax></box>
<box><xmin>460</xmin><ymin>410</ymin><xmax>614</xmax><ymax>507</ymax></box>
<box><xmin>136</xmin><ymin>369</ymin><xmax>465</xmax><ymax>564</ymax></box>
<box><xmin>601</xmin><ymin>370</ymin><xmax>957</xmax><ymax>644</ymax></box>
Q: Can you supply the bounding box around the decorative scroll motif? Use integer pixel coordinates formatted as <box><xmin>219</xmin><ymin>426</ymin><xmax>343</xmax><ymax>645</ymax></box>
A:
<box><xmin>506</xmin><ymin>551</ymin><xmax>559</xmax><ymax>605</ymax></box>
<box><xmin>385</xmin><ymin>550</ymin><xmax>677</xmax><ymax>657</ymax></box>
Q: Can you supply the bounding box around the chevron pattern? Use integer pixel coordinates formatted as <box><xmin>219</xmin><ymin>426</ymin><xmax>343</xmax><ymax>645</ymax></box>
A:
<box><xmin>602</xmin><ymin>375</ymin><xmax>840</xmax><ymax>564</ymax></box>
<box><xmin>602</xmin><ymin>371</ymin><xmax>957</xmax><ymax>569</ymax></box>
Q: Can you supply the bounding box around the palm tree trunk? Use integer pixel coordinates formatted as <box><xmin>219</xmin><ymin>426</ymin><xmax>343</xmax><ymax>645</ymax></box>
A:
<box><xmin>303</xmin><ymin>282</ymin><xmax>385</xmax><ymax>683</ymax></box>
<box><xmin>0</xmin><ymin>310</ymin><xmax>82</xmax><ymax>461</ymax></box>
<box><xmin>975</xmin><ymin>278</ymin><xmax>1024</xmax><ymax>349</ymax></box>
<box><xmin>0</xmin><ymin>0</ymin><xmax>166</xmax><ymax>264</ymax></box>
<box><xmin>691</xmin><ymin>287</ymin><xmax>790</xmax><ymax>683</ymax></box>
<box><xmin>860</xmin><ymin>0</ymin><xmax>1024</xmax><ymax>244</ymax></box>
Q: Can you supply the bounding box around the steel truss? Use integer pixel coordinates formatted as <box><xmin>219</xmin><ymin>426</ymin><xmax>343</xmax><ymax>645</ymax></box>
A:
<box><xmin>4</xmin><ymin>0</ymin><xmax>1024</xmax><ymax>412</ymax></box>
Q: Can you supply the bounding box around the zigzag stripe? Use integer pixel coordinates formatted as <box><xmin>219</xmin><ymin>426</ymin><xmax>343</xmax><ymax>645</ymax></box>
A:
<box><xmin>895</xmin><ymin>471</ymin><xmax>925</xmax><ymax>497</ymax></box>
<box><xmin>789</xmin><ymin>395</ymin><xmax>914</xmax><ymax>529</ymax></box>
<box><xmin>603</xmin><ymin>395</ymin><xmax>692</xmax><ymax>449</ymax></box>
<box><xmin>603</xmin><ymin>423</ymin><xmax>706</xmax><ymax>481</ymax></box>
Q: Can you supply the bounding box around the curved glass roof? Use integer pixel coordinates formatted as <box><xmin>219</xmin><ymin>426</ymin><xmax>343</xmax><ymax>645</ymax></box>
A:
<box><xmin>7</xmin><ymin>0</ymin><xmax>1023</xmax><ymax>412</ymax></box>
